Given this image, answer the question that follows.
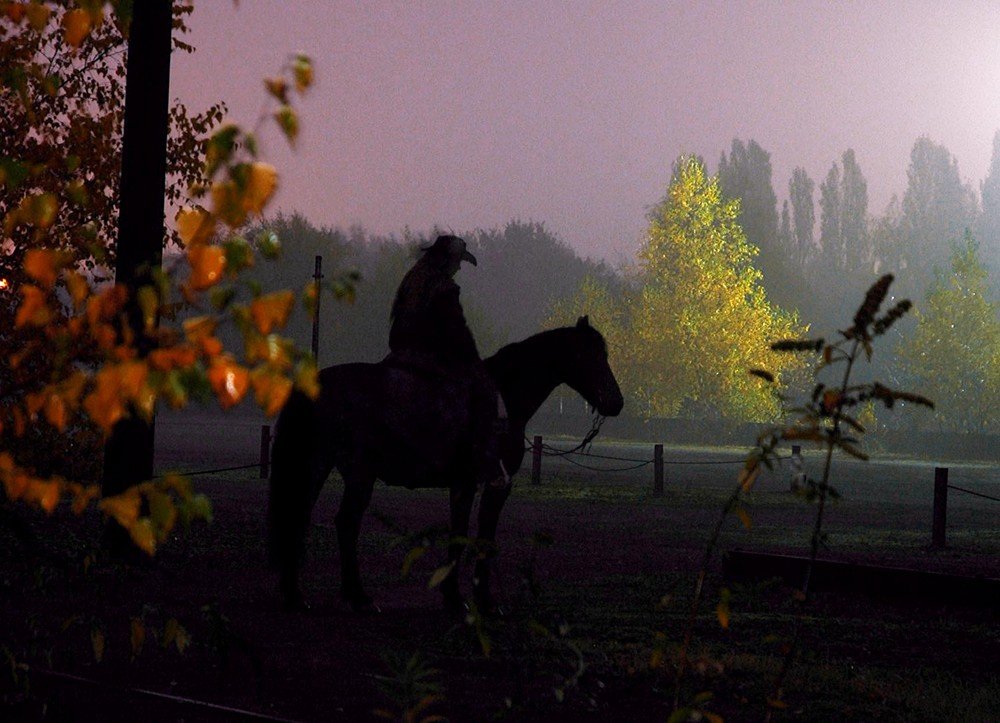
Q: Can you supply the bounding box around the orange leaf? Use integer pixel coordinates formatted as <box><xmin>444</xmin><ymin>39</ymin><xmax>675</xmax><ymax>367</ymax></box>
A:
<box><xmin>15</xmin><ymin>285</ymin><xmax>51</xmax><ymax>327</ymax></box>
<box><xmin>249</xmin><ymin>291</ymin><xmax>295</xmax><ymax>334</ymax></box>
<box><xmin>208</xmin><ymin>356</ymin><xmax>249</xmax><ymax>409</ymax></box>
<box><xmin>69</xmin><ymin>483</ymin><xmax>100</xmax><ymax>515</ymax></box>
<box><xmin>26</xmin><ymin>479</ymin><xmax>61</xmax><ymax>513</ymax></box>
<box><xmin>187</xmin><ymin>245</ymin><xmax>226</xmax><ymax>291</ymax></box>
<box><xmin>175</xmin><ymin>206</ymin><xmax>215</xmax><ymax>247</ymax></box>
<box><xmin>251</xmin><ymin>368</ymin><xmax>293</xmax><ymax>417</ymax></box>
<box><xmin>62</xmin><ymin>8</ymin><xmax>91</xmax><ymax>46</ymax></box>
<box><xmin>5</xmin><ymin>3</ymin><xmax>27</xmax><ymax>23</ymax></box>
<box><xmin>83</xmin><ymin>366</ymin><xmax>125</xmax><ymax>433</ymax></box>
<box><xmin>43</xmin><ymin>391</ymin><xmax>68</xmax><ymax>431</ymax></box>
<box><xmin>64</xmin><ymin>269</ymin><xmax>91</xmax><ymax>309</ymax></box>
<box><xmin>24</xmin><ymin>248</ymin><xmax>61</xmax><ymax>288</ymax></box>
<box><xmin>182</xmin><ymin>315</ymin><xmax>216</xmax><ymax>342</ymax></box>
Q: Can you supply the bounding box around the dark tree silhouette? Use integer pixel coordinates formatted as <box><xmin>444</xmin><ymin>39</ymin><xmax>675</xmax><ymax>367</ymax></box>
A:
<box><xmin>101</xmin><ymin>2</ymin><xmax>173</xmax><ymax>519</ymax></box>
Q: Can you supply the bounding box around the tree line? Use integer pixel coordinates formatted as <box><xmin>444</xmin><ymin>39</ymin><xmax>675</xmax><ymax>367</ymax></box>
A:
<box><xmin>240</xmin><ymin>132</ymin><xmax>1000</xmax><ymax>433</ymax></box>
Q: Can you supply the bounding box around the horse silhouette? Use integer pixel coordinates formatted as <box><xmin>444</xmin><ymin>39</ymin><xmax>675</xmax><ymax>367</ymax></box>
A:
<box><xmin>268</xmin><ymin>316</ymin><xmax>624</xmax><ymax>612</ymax></box>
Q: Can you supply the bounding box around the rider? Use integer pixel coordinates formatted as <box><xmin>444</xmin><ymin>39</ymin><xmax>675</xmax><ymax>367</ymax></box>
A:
<box><xmin>388</xmin><ymin>234</ymin><xmax>508</xmax><ymax>489</ymax></box>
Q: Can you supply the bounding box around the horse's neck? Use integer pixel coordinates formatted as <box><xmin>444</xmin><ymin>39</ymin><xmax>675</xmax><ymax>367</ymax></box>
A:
<box><xmin>489</xmin><ymin>337</ymin><xmax>566</xmax><ymax>423</ymax></box>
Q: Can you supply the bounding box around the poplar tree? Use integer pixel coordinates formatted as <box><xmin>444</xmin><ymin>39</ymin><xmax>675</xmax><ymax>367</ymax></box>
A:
<box><xmin>897</xmin><ymin>236</ymin><xmax>1000</xmax><ymax>432</ymax></box>
<box><xmin>632</xmin><ymin>156</ymin><xmax>805</xmax><ymax>420</ymax></box>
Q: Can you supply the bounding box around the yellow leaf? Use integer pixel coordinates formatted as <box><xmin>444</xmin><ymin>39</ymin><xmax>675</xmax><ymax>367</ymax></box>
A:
<box><xmin>245</xmin><ymin>162</ymin><xmax>277</xmax><ymax>214</ymax></box>
<box><xmin>210</xmin><ymin>180</ymin><xmax>247</xmax><ymax>228</ymax></box>
<box><xmin>274</xmin><ymin>105</ymin><xmax>299</xmax><ymax>146</ymax></box>
<box><xmin>250</xmin><ymin>290</ymin><xmax>294</xmax><ymax>334</ymax></box>
<box><xmin>128</xmin><ymin>517</ymin><xmax>157</xmax><ymax>556</ymax></box>
<box><xmin>64</xmin><ymin>269</ymin><xmax>91</xmax><ymax>310</ymax></box>
<box><xmin>22</xmin><ymin>192</ymin><xmax>58</xmax><ymax>229</ymax></box>
<box><xmin>175</xmin><ymin>206</ymin><xmax>215</xmax><ymax>247</ymax></box>
<box><xmin>295</xmin><ymin>361</ymin><xmax>320</xmax><ymax>399</ymax></box>
<box><xmin>736</xmin><ymin>507</ymin><xmax>752</xmax><ymax>530</ymax></box>
<box><xmin>264</xmin><ymin>76</ymin><xmax>288</xmax><ymax>102</ymax></box>
<box><xmin>91</xmin><ymin>627</ymin><xmax>105</xmax><ymax>663</ymax></box>
<box><xmin>62</xmin><ymin>8</ymin><xmax>91</xmax><ymax>46</ymax></box>
<box><xmin>100</xmin><ymin>488</ymin><xmax>142</xmax><ymax>529</ymax></box>
<box><xmin>293</xmin><ymin>54</ymin><xmax>313</xmax><ymax>92</ymax></box>
<box><xmin>427</xmin><ymin>562</ymin><xmax>455</xmax><ymax>590</ymax></box>
<box><xmin>187</xmin><ymin>244</ymin><xmax>226</xmax><ymax>291</ymax></box>
<box><xmin>25</xmin><ymin>2</ymin><xmax>49</xmax><ymax>31</ymax></box>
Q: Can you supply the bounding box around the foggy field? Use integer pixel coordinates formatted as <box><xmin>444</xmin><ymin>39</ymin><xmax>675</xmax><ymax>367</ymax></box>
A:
<box><xmin>5</xmin><ymin>408</ymin><xmax>996</xmax><ymax>721</ymax></box>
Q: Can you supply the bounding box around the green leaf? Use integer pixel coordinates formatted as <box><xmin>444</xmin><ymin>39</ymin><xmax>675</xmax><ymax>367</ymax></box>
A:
<box><xmin>401</xmin><ymin>546</ymin><xmax>427</xmax><ymax>578</ymax></box>
<box><xmin>257</xmin><ymin>229</ymin><xmax>281</xmax><ymax>259</ymax></box>
<box><xmin>427</xmin><ymin>563</ymin><xmax>455</xmax><ymax>590</ymax></box>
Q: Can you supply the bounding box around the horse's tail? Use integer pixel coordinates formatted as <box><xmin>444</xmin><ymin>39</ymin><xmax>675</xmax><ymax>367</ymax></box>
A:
<box><xmin>267</xmin><ymin>388</ymin><xmax>321</xmax><ymax>580</ymax></box>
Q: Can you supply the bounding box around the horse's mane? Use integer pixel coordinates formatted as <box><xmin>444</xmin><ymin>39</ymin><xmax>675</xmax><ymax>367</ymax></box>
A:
<box><xmin>486</xmin><ymin>322</ymin><xmax>605</xmax><ymax>374</ymax></box>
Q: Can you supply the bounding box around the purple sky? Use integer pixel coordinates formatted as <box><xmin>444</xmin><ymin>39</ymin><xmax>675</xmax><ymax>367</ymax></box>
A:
<box><xmin>171</xmin><ymin>1</ymin><xmax>1000</xmax><ymax>262</ymax></box>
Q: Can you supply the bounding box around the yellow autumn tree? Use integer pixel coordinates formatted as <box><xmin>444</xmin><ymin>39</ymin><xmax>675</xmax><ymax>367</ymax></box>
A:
<box><xmin>632</xmin><ymin>156</ymin><xmax>806</xmax><ymax>421</ymax></box>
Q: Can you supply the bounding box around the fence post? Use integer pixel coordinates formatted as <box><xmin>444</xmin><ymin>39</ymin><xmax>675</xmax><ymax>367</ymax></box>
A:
<box><xmin>653</xmin><ymin>443</ymin><xmax>664</xmax><ymax>497</ymax></box>
<box><xmin>531</xmin><ymin>435</ymin><xmax>543</xmax><ymax>486</ymax></box>
<box><xmin>260</xmin><ymin>425</ymin><xmax>271</xmax><ymax>479</ymax></box>
<box><xmin>790</xmin><ymin>444</ymin><xmax>804</xmax><ymax>491</ymax></box>
<box><xmin>932</xmin><ymin>466</ymin><xmax>948</xmax><ymax>547</ymax></box>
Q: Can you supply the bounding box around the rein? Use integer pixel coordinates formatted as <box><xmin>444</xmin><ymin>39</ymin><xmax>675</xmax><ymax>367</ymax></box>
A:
<box><xmin>526</xmin><ymin>413</ymin><xmax>606</xmax><ymax>457</ymax></box>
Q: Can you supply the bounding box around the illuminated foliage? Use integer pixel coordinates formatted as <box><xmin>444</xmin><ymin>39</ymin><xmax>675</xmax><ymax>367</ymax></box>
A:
<box><xmin>0</xmin><ymin>2</ymin><xmax>324</xmax><ymax>555</ymax></box>
<box><xmin>633</xmin><ymin>156</ymin><xmax>806</xmax><ymax>421</ymax></box>
<box><xmin>896</xmin><ymin>236</ymin><xmax>1000</xmax><ymax>432</ymax></box>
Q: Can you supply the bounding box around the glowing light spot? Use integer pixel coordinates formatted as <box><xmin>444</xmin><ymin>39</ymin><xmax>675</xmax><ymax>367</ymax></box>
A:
<box><xmin>225</xmin><ymin>370</ymin><xmax>238</xmax><ymax>398</ymax></box>
<box><xmin>0</xmin><ymin>278</ymin><xmax>8</xmax><ymax>290</ymax></box>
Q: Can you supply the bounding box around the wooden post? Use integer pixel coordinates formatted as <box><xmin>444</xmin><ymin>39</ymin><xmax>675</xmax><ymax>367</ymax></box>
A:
<box><xmin>531</xmin><ymin>435</ymin><xmax>543</xmax><ymax>486</ymax></box>
<box><xmin>932</xmin><ymin>466</ymin><xmax>948</xmax><ymax>548</ymax></box>
<box><xmin>260</xmin><ymin>425</ymin><xmax>272</xmax><ymax>479</ymax></box>
<box><xmin>653</xmin><ymin>443</ymin><xmax>664</xmax><ymax>497</ymax></box>
<box><xmin>311</xmin><ymin>255</ymin><xmax>323</xmax><ymax>361</ymax></box>
<box><xmin>790</xmin><ymin>444</ymin><xmax>804</xmax><ymax>491</ymax></box>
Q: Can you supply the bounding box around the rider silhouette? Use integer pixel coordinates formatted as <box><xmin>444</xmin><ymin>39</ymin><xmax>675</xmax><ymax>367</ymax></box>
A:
<box><xmin>388</xmin><ymin>235</ymin><xmax>508</xmax><ymax>488</ymax></box>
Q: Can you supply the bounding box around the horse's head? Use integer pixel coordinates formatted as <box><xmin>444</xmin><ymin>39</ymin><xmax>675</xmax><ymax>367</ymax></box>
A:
<box><xmin>563</xmin><ymin>316</ymin><xmax>624</xmax><ymax>417</ymax></box>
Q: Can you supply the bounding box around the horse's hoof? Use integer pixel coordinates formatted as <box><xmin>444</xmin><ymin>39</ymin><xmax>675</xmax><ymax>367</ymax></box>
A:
<box><xmin>473</xmin><ymin>594</ymin><xmax>505</xmax><ymax>618</ymax></box>
<box><xmin>443</xmin><ymin>594</ymin><xmax>469</xmax><ymax>616</ymax></box>
<box><xmin>282</xmin><ymin>593</ymin><xmax>311</xmax><ymax>612</ymax></box>
<box><xmin>351</xmin><ymin>600</ymin><xmax>382</xmax><ymax>615</ymax></box>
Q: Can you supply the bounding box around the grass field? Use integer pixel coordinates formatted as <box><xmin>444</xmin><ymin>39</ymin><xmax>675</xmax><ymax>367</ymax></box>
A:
<box><xmin>2</xmin><ymin>411</ymin><xmax>999</xmax><ymax>721</ymax></box>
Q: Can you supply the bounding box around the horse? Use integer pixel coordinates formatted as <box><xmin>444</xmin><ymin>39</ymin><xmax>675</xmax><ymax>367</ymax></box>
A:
<box><xmin>267</xmin><ymin>316</ymin><xmax>624</xmax><ymax>613</ymax></box>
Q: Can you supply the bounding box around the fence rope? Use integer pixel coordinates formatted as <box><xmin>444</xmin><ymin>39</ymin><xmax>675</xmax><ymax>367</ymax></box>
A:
<box><xmin>947</xmin><ymin>484</ymin><xmax>1000</xmax><ymax>503</ymax></box>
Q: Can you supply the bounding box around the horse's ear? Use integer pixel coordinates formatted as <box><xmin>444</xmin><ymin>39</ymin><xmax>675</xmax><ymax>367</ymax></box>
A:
<box><xmin>576</xmin><ymin>315</ymin><xmax>590</xmax><ymax>329</ymax></box>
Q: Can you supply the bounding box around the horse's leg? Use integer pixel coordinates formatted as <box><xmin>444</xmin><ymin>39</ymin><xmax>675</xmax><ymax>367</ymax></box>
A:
<box><xmin>441</xmin><ymin>483</ymin><xmax>476</xmax><ymax>612</ymax></box>
<box><xmin>472</xmin><ymin>481</ymin><xmax>512</xmax><ymax>615</ymax></box>
<box><xmin>334</xmin><ymin>463</ymin><xmax>378</xmax><ymax>613</ymax></box>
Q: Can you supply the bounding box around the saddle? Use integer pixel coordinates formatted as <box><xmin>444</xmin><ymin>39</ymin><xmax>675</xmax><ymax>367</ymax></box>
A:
<box><xmin>381</xmin><ymin>352</ymin><xmax>474</xmax><ymax>469</ymax></box>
